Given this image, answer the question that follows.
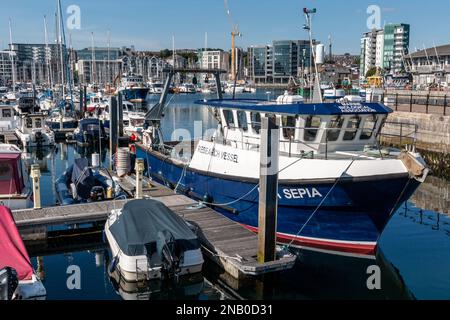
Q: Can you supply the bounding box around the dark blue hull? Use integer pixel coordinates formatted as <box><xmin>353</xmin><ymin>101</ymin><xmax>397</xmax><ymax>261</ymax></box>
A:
<box><xmin>136</xmin><ymin>146</ymin><xmax>421</xmax><ymax>256</ymax></box>
<box><xmin>121</xmin><ymin>88</ymin><xmax>149</xmax><ymax>102</ymax></box>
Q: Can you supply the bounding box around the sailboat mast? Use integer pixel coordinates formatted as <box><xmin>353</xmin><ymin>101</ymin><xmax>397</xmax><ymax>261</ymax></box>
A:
<box><xmin>57</xmin><ymin>0</ymin><xmax>65</xmax><ymax>97</ymax></box>
<box><xmin>8</xmin><ymin>18</ymin><xmax>16</xmax><ymax>93</ymax></box>
<box><xmin>44</xmin><ymin>15</ymin><xmax>54</xmax><ymax>89</ymax></box>
<box><xmin>91</xmin><ymin>32</ymin><xmax>96</xmax><ymax>84</ymax></box>
<box><xmin>107</xmin><ymin>30</ymin><xmax>111</xmax><ymax>86</ymax></box>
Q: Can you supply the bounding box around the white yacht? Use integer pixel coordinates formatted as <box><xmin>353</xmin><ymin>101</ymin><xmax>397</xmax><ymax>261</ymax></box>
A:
<box><xmin>15</xmin><ymin>114</ymin><xmax>55</xmax><ymax>148</ymax></box>
<box><xmin>0</xmin><ymin>103</ymin><xmax>19</xmax><ymax>131</ymax></box>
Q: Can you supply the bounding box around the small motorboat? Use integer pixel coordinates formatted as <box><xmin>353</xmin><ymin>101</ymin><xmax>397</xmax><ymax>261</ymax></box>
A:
<box><xmin>55</xmin><ymin>157</ymin><xmax>121</xmax><ymax>205</ymax></box>
<box><xmin>0</xmin><ymin>144</ymin><xmax>33</xmax><ymax>210</ymax></box>
<box><xmin>105</xmin><ymin>199</ymin><xmax>204</xmax><ymax>282</ymax></box>
<box><xmin>73</xmin><ymin>118</ymin><xmax>107</xmax><ymax>147</ymax></box>
<box><xmin>15</xmin><ymin>113</ymin><xmax>55</xmax><ymax>148</ymax></box>
<box><xmin>0</xmin><ymin>206</ymin><xmax>46</xmax><ymax>300</ymax></box>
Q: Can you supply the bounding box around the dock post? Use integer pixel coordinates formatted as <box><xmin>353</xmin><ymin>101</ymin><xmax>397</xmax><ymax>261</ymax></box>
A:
<box><xmin>30</xmin><ymin>164</ymin><xmax>41</xmax><ymax>210</ymax></box>
<box><xmin>257</xmin><ymin>115</ymin><xmax>280</xmax><ymax>263</ymax></box>
<box><xmin>118</xmin><ymin>92</ymin><xmax>124</xmax><ymax>137</ymax></box>
<box><xmin>135</xmin><ymin>158</ymin><xmax>145</xmax><ymax>199</ymax></box>
<box><xmin>109</xmin><ymin>96</ymin><xmax>118</xmax><ymax>170</ymax></box>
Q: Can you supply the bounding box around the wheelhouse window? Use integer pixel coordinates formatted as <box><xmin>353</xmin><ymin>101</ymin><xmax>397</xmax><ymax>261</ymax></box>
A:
<box><xmin>124</xmin><ymin>120</ymin><xmax>130</xmax><ymax>126</ymax></box>
<box><xmin>360</xmin><ymin>115</ymin><xmax>378</xmax><ymax>140</ymax></box>
<box><xmin>250</xmin><ymin>112</ymin><xmax>261</xmax><ymax>134</ymax></box>
<box><xmin>26</xmin><ymin>118</ymin><xmax>33</xmax><ymax>129</ymax></box>
<box><xmin>2</xmin><ymin>109</ymin><xmax>12</xmax><ymax>118</ymax></box>
<box><xmin>304</xmin><ymin>116</ymin><xmax>321</xmax><ymax>142</ymax></box>
<box><xmin>34</xmin><ymin>118</ymin><xmax>42</xmax><ymax>129</ymax></box>
<box><xmin>282</xmin><ymin>116</ymin><xmax>296</xmax><ymax>140</ymax></box>
<box><xmin>327</xmin><ymin>116</ymin><xmax>344</xmax><ymax>142</ymax></box>
<box><xmin>343</xmin><ymin>116</ymin><xmax>361</xmax><ymax>141</ymax></box>
<box><xmin>223</xmin><ymin>110</ymin><xmax>235</xmax><ymax>128</ymax></box>
<box><xmin>237</xmin><ymin>111</ymin><xmax>248</xmax><ymax>131</ymax></box>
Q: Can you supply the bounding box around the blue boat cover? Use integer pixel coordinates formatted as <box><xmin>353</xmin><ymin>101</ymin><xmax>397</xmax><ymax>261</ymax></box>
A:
<box><xmin>195</xmin><ymin>99</ymin><xmax>392</xmax><ymax>116</ymax></box>
<box><xmin>71</xmin><ymin>158</ymin><xmax>96</xmax><ymax>200</ymax></box>
<box><xmin>109</xmin><ymin>199</ymin><xmax>200</xmax><ymax>256</ymax></box>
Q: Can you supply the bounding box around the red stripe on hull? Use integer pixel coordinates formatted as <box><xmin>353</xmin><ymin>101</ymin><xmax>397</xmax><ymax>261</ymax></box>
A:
<box><xmin>242</xmin><ymin>225</ymin><xmax>377</xmax><ymax>256</ymax></box>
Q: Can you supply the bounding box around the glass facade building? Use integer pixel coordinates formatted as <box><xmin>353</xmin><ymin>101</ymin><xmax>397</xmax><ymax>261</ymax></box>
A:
<box><xmin>248</xmin><ymin>40</ymin><xmax>311</xmax><ymax>84</ymax></box>
<box><xmin>77</xmin><ymin>47</ymin><xmax>121</xmax><ymax>61</ymax></box>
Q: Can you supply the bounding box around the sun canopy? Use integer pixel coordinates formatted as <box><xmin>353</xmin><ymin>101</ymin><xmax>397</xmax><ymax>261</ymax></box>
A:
<box><xmin>109</xmin><ymin>199</ymin><xmax>200</xmax><ymax>256</ymax></box>
<box><xmin>195</xmin><ymin>99</ymin><xmax>392</xmax><ymax>116</ymax></box>
<box><xmin>0</xmin><ymin>153</ymin><xmax>24</xmax><ymax>195</ymax></box>
<box><xmin>0</xmin><ymin>206</ymin><xmax>33</xmax><ymax>281</ymax></box>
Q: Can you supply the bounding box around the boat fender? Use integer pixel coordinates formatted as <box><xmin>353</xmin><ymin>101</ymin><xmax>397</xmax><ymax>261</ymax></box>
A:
<box><xmin>108</xmin><ymin>256</ymin><xmax>119</xmax><ymax>274</ymax></box>
<box><xmin>70</xmin><ymin>183</ymin><xmax>78</xmax><ymax>200</ymax></box>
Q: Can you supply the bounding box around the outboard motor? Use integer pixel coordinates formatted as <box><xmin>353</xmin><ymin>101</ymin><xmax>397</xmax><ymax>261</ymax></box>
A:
<box><xmin>35</xmin><ymin>131</ymin><xmax>43</xmax><ymax>147</ymax></box>
<box><xmin>0</xmin><ymin>267</ymin><xmax>19</xmax><ymax>300</ymax></box>
<box><xmin>157</xmin><ymin>230</ymin><xmax>181</xmax><ymax>279</ymax></box>
<box><xmin>90</xmin><ymin>186</ymin><xmax>106</xmax><ymax>202</ymax></box>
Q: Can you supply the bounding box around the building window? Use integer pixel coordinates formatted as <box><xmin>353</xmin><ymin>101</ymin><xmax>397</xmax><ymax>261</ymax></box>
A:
<box><xmin>327</xmin><ymin>116</ymin><xmax>344</xmax><ymax>142</ymax></box>
<box><xmin>304</xmin><ymin>116</ymin><xmax>321</xmax><ymax>142</ymax></box>
<box><xmin>343</xmin><ymin>116</ymin><xmax>361</xmax><ymax>141</ymax></box>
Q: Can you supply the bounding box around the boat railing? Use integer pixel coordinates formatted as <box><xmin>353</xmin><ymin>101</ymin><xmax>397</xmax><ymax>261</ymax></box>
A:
<box><xmin>223</xmin><ymin>125</ymin><xmax>379</xmax><ymax>160</ymax></box>
<box><xmin>379</xmin><ymin>121</ymin><xmax>418</xmax><ymax>150</ymax></box>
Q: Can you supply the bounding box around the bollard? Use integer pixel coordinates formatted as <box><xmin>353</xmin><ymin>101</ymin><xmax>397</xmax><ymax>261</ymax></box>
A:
<box><xmin>135</xmin><ymin>158</ymin><xmax>145</xmax><ymax>199</ymax></box>
<box><xmin>257</xmin><ymin>115</ymin><xmax>280</xmax><ymax>264</ymax></box>
<box><xmin>30</xmin><ymin>164</ymin><xmax>41</xmax><ymax>209</ymax></box>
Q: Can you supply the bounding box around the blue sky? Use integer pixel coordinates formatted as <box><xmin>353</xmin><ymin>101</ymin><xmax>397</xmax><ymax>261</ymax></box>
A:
<box><xmin>0</xmin><ymin>0</ymin><xmax>449</xmax><ymax>54</ymax></box>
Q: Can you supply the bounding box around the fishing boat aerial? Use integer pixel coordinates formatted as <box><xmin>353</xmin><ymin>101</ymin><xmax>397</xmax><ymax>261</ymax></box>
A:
<box><xmin>135</xmin><ymin>86</ymin><xmax>429</xmax><ymax>258</ymax></box>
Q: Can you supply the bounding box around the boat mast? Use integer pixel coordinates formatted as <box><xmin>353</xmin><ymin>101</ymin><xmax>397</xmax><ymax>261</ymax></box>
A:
<box><xmin>91</xmin><ymin>32</ymin><xmax>96</xmax><ymax>85</ymax></box>
<box><xmin>107</xmin><ymin>30</ymin><xmax>111</xmax><ymax>87</ymax></box>
<box><xmin>44</xmin><ymin>15</ymin><xmax>54</xmax><ymax>90</ymax></box>
<box><xmin>8</xmin><ymin>18</ymin><xmax>16</xmax><ymax>93</ymax></box>
<box><xmin>56</xmin><ymin>0</ymin><xmax>65</xmax><ymax>98</ymax></box>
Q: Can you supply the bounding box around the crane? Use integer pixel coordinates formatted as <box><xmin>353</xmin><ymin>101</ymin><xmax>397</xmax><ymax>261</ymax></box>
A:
<box><xmin>224</xmin><ymin>0</ymin><xmax>241</xmax><ymax>81</ymax></box>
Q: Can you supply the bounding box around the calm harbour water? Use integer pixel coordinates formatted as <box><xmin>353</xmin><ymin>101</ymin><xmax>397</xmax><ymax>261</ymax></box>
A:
<box><xmin>24</xmin><ymin>92</ymin><xmax>450</xmax><ymax>300</ymax></box>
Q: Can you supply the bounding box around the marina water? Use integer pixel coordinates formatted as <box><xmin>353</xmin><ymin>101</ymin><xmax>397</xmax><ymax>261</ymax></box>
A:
<box><xmin>26</xmin><ymin>92</ymin><xmax>450</xmax><ymax>300</ymax></box>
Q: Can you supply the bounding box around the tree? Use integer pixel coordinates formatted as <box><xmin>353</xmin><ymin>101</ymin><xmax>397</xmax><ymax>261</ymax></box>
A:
<box><xmin>365</xmin><ymin>66</ymin><xmax>378</xmax><ymax>78</ymax></box>
<box><xmin>159</xmin><ymin>49</ymin><xmax>172</xmax><ymax>59</ymax></box>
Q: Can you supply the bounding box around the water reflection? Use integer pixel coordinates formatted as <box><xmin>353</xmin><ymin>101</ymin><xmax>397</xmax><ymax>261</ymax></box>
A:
<box><xmin>228</xmin><ymin>249</ymin><xmax>413</xmax><ymax>300</ymax></box>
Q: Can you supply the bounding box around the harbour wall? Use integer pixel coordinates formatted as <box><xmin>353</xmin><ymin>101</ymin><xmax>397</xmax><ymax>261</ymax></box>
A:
<box><xmin>382</xmin><ymin>111</ymin><xmax>450</xmax><ymax>180</ymax></box>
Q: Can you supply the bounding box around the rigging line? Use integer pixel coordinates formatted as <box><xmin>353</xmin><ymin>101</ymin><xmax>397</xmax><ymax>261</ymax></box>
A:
<box><xmin>285</xmin><ymin>158</ymin><xmax>356</xmax><ymax>249</ymax></box>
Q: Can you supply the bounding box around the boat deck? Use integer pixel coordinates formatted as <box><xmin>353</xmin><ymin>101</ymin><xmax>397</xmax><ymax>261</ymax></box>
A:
<box><xmin>13</xmin><ymin>178</ymin><xmax>295</xmax><ymax>280</ymax></box>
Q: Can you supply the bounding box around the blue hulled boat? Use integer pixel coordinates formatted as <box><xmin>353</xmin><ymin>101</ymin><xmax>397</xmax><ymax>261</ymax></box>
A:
<box><xmin>117</xmin><ymin>74</ymin><xmax>150</xmax><ymax>103</ymax></box>
<box><xmin>136</xmin><ymin>94</ymin><xmax>429</xmax><ymax>257</ymax></box>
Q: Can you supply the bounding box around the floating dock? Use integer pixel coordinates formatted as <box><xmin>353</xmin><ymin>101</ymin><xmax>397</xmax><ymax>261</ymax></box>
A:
<box><xmin>13</xmin><ymin>177</ymin><xmax>296</xmax><ymax>282</ymax></box>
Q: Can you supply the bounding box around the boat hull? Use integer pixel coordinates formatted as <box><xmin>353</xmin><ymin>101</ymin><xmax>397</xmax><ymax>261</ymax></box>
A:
<box><xmin>121</xmin><ymin>88</ymin><xmax>150</xmax><ymax>102</ymax></box>
<box><xmin>136</xmin><ymin>146</ymin><xmax>421</xmax><ymax>257</ymax></box>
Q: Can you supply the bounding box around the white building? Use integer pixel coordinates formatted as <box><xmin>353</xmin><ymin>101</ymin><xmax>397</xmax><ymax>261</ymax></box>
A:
<box><xmin>198</xmin><ymin>50</ymin><xmax>230</xmax><ymax>71</ymax></box>
<box><xmin>360</xmin><ymin>29</ymin><xmax>384</xmax><ymax>79</ymax></box>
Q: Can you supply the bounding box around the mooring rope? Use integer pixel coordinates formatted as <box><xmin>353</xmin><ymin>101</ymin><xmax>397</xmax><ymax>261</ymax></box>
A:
<box><xmin>284</xmin><ymin>158</ymin><xmax>356</xmax><ymax>249</ymax></box>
